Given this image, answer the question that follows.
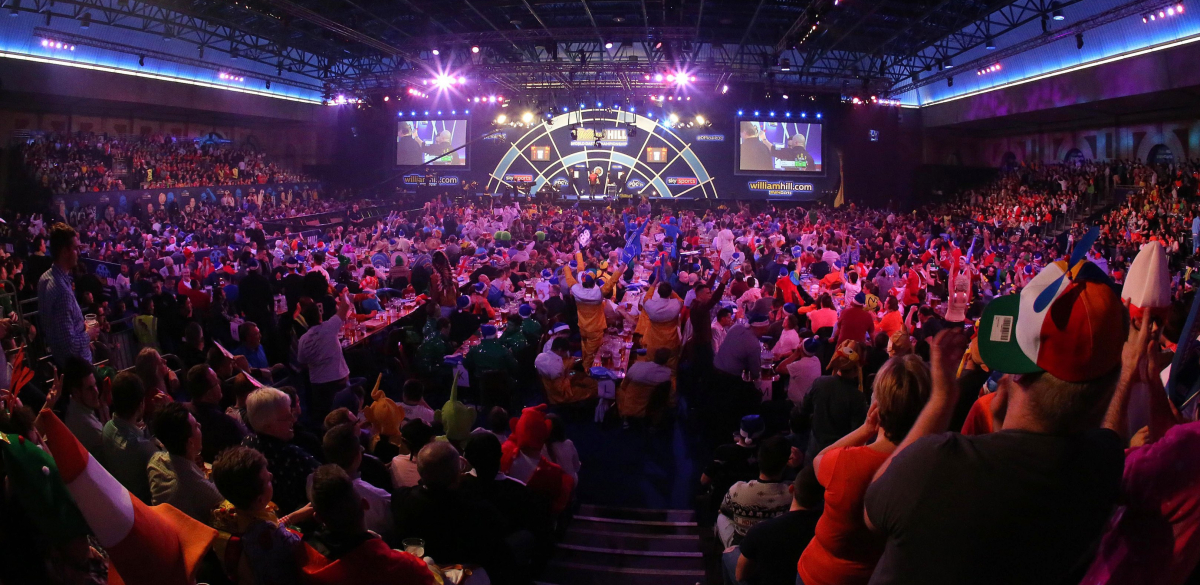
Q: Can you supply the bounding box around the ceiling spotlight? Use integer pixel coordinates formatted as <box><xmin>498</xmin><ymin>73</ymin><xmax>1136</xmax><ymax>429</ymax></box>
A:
<box><xmin>521</xmin><ymin>111</ymin><xmax>533</xmax><ymax>123</ymax></box>
<box><xmin>721</xmin><ymin>84</ymin><xmax>729</xmax><ymax>94</ymax></box>
<box><xmin>695</xmin><ymin>115</ymin><xmax>706</xmax><ymax>125</ymax></box>
<box><xmin>944</xmin><ymin>58</ymin><xmax>954</xmax><ymax>68</ymax></box>
<box><xmin>382</xmin><ymin>95</ymin><xmax>388</xmax><ymax>101</ymax></box>
<box><xmin>432</xmin><ymin>49</ymin><xmax>440</xmax><ymax>56</ymax></box>
<box><xmin>495</xmin><ymin>114</ymin><xmax>507</xmax><ymax>124</ymax></box>
<box><xmin>986</xmin><ymin>37</ymin><xmax>996</xmax><ymax>50</ymax></box>
<box><xmin>605</xmin><ymin>41</ymin><xmax>613</xmax><ymax>49</ymax></box>
<box><xmin>1051</xmin><ymin>1</ymin><xmax>1065</xmax><ymax>20</ymax></box>
<box><xmin>654</xmin><ymin>73</ymin><xmax>664</xmax><ymax>82</ymax></box>
<box><xmin>471</xmin><ymin>45</ymin><xmax>480</xmax><ymax>53</ymax></box>
<box><xmin>668</xmin><ymin>113</ymin><xmax>679</xmax><ymax>123</ymax></box>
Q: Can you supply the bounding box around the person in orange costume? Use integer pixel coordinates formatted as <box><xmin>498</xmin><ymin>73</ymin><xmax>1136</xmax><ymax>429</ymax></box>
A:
<box><xmin>500</xmin><ymin>404</ymin><xmax>575</xmax><ymax>514</ymax></box>
<box><xmin>564</xmin><ymin>251</ymin><xmax>619</xmax><ymax>369</ymax></box>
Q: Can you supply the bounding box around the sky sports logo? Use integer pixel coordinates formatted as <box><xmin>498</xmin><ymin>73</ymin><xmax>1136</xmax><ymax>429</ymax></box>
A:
<box><xmin>667</xmin><ymin>177</ymin><xmax>699</xmax><ymax>186</ymax></box>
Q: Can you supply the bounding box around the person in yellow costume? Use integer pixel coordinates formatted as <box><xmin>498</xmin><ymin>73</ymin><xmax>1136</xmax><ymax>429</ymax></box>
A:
<box><xmin>535</xmin><ymin>337</ymin><xmax>598</xmax><ymax>404</ymax></box>
<box><xmin>564</xmin><ymin>251</ymin><xmax>618</xmax><ymax>369</ymax></box>
<box><xmin>640</xmin><ymin>282</ymin><xmax>682</xmax><ymax>370</ymax></box>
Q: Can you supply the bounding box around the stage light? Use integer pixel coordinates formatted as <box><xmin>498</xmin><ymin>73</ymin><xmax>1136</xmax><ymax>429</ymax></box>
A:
<box><xmin>465</xmin><ymin>109</ymin><xmax>470</xmax><ymax>114</ymax></box>
<box><xmin>605</xmin><ymin>41</ymin><xmax>613</xmax><ymax>49</ymax></box>
<box><xmin>721</xmin><ymin>84</ymin><xmax>729</xmax><ymax>94</ymax></box>
<box><xmin>437</xmin><ymin>110</ymin><xmax>442</xmax><ymax>115</ymax></box>
<box><xmin>411</xmin><ymin>111</ymin><xmax>416</xmax><ymax>115</ymax></box>
<box><xmin>451</xmin><ymin>110</ymin><xmax>456</xmax><ymax>114</ymax></box>
<box><xmin>686</xmin><ymin>96</ymin><xmax>691</xmax><ymax>100</ymax></box>
<box><xmin>597</xmin><ymin>101</ymin><xmax>603</xmax><ymax>107</ymax></box>
<box><xmin>496</xmin><ymin>114</ymin><xmax>507</xmax><ymax>124</ymax></box>
<box><xmin>432</xmin><ymin>49</ymin><xmax>440</xmax><ymax>56</ymax></box>
<box><xmin>644</xmin><ymin>74</ymin><xmax>651</xmax><ymax>81</ymax></box>
<box><xmin>816</xmin><ymin>113</ymin><xmax>822</xmax><ymax>119</ymax></box>
<box><xmin>785</xmin><ymin>112</ymin><xmax>791</xmax><ymax>118</ymax></box>
<box><xmin>737</xmin><ymin>109</ymin><xmax>743</xmax><ymax>116</ymax></box>
<box><xmin>769</xmin><ymin>111</ymin><xmax>775</xmax><ymax>117</ymax></box>
<box><xmin>783</xmin><ymin>94</ymin><xmax>789</xmax><ymax>100</ymax></box>
<box><xmin>630</xmin><ymin>106</ymin><xmax>636</xmax><ymax>112</ymax></box>
<box><xmin>668</xmin><ymin>113</ymin><xmax>679</xmax><ymax>123</ymax></box>
<box><xmin>695</xmin><ymin>115</ymin><xmax>705</xmax><ymax>125</ymax></box>
<box><xmin>521</xmin><ymin>111</ymin><xmax>533</xmax><ymax>123</ymax></box>
<box><xmin>800</xmin><ymin>112</ymin><xmax>807</xmax><ymax>118</ymax></box>
<box><xmin>654</xmin><ymin>73</ymin><xmax>664</xmax><ymax>82</ymax></box>
<box><xmin>497</xmin><ymin>96</ymin><xmax>504</xmax><ymax>102</ymax></box>
<box><xmin>458</xmin><ymin>76</ymin><xmax>466</xmax><ymax>84</ymax></box>
<box><xmin>1051</xmin><ymin>1</ymin><xmax>1064</xmax><ymax>20</ymax></box>
<box><xmin>488</xmin><ymin>95</ymin><xmax>496</xmax><ymax>102</ymax></box>
<box><xmin>471</xmin><ymin>45</ymin><xmax>480</xmax><ymax>53</ymax></box>
<box><xmin>667</xmin><ymin>74</ymin><xmax>676</xmax><ymax>82</ymax></box>
<box><xmin>986</xmin><ymin>37</ymin><xmax>996</xmax><ymax>50</ymax></box>
<box><xmin>690</xmin><ymin>75</ymin><xmax>696</xmax><ymax>82</ymax></box>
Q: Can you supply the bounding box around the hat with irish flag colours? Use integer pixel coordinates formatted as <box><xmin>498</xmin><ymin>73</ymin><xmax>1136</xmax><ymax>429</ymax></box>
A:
<box><xmin>978</xmin><ymin>228</ymin><xmax>1128</xmax><ymax>383</ymax></box>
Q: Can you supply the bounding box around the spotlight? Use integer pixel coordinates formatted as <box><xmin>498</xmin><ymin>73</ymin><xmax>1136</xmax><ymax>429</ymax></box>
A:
<box><xmin>721</xmin><ymin>84</ymin><xmax>729</xmax><ymax>94</ymax></box>
<box><xmin>667</xmin><ymin>74</ymin><xmax>676</xmax><ymax>82</ymax></box>
<box><xmin>753</xmin><ymin>110</ymin><xmax>760</xmax><ymax>116</ymax></box>
<box><xmin>495</xmin><ymin>114</ymin><xmax>507</xmax><ymax>124</ymax></box>
<box><xmin>654</xmin><ymin>73</ymin><xmax>664</xmax><ymax>82</ymax></box>
<box><xmin>695</xmin><ymin>115</ymin><xmax>706</xmax><ymax>125</ymax></box>
<box><xmin>944</xmin><ymin>58</ymin><xmax>954</xmax><ymax>68</ymax></box>
<box><xmin>471</xmin><ymin>45</ymin><xmax>480</xmax><ymax>53</ymax></box>
<box><xmin>737</xmin><ymin>109</ymin><xmax>743</xmax><ymax>116</ymax></box>
<box><xmin>800</xmin><ymin>112</ymin><xmax>807</xmax><ymax>118</ymax></box>
<box><xmin>816</xmin><ymin>113</ymin><xmax>821</xmax><ymax>119</ymax></box>
<box><xmin>605</xmin><ymin>41</ymin><xmax>613</xmax><ymax>49</ymax></box>
<box><xmin>785</xmin><ymin>112</ymin><xmax>791</xmax><ymax>118</ymax></box>
<box><xmin>668</xmin><ymin>113</ymin><xmax>679</xmax><ymax>123</ymax></box>
<box><xmin>1051</xmin><ymin>1</ymin><xmax>1064</xmax><ymax>20</ymax></box>
<box><xmin>382</xmin><ymin>95</ymin><xmax>388</xmax><ymax>101</ymax></box>
<box><xmin>986</xmin><ymin>37</ymin><xmax>996</xmax><ymax>50</ymax></box>
<box><xmin>521</xmin><ymin>111</ymin><xmax>533</xmax><ymax>123</ymax></box>
<box><xmin>769</xmin><ymin>111</ymin><xmax>775</xmax><ymax>117</ymax></box>
<box><xmin>432</xmin><ymin>49</ymin><xmax>440</xmax><ymax>56</ymax></box>
<box><xmin>783</xmin><ymin>94</ymin><xmax>789</xmax><ymax>100</ymax></box>
<box><xmin>489</xmin><ymin>95</ymin><xmax>496</xmax><ymax>102</ymax></box>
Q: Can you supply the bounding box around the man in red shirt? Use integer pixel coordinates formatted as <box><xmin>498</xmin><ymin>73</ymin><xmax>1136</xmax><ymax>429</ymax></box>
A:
<box><xmin>836</xmin><ymin>292</ymin><xmax>875</xmax><ymax>345</ymax></box>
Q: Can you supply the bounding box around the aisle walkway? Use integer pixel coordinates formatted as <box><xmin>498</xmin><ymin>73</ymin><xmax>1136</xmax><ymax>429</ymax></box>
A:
<box><xmin>541</xmin><ymin>504</ymin><xmax>706</xmax><ymax>585</ymax></box>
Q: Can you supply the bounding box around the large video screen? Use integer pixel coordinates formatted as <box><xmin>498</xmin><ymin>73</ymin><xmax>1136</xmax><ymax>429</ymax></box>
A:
<box><xmin>737</xmin><ymin>121</ymin><xmax>822</xmax><ymax>173</ymax></box>
<box><xmin>396</xmin><ymin>119</ymin><xmax>467</xmax><ymax>166</ymax></box>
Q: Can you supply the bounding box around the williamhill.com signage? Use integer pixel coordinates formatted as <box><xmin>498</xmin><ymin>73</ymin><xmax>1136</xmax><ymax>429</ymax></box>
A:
<box><xmin>747</xmin><ymin>179</ymin><xmax>814</xmax><ymax>197</ymax></box>
<box><xmin>403</xmin><ymin>174</ymin><xmax>460</xmax><ymax>186</ymax></box>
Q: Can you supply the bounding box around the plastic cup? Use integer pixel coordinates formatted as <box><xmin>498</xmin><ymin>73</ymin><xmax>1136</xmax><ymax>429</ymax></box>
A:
<box><xmin>402</xmin><ymin>538</ymin><xmax>425</xmax><ymax>558</ymax></box>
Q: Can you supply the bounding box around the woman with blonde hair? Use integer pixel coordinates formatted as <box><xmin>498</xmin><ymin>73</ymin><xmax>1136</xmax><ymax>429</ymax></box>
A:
<box><xmin>797</xmin><ymin>354</ymin><xmax>931</xmax><ymax>585</ymax></box>
<box><xmin>887</xmin><ymin>330</ymin><xmax>913</xmax><ymax>357</ymax></box>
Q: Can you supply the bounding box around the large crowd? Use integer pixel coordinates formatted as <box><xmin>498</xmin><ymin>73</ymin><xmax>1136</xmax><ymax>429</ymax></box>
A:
<box><xmin>20</xmin><ymin>132</ymin><xmax>314</xmax><ymax>194</ymax></box>
<box><xmin>0</xmin><ymin>155</ymin><xmax>1198</xmax><ymax>585</ymax></box>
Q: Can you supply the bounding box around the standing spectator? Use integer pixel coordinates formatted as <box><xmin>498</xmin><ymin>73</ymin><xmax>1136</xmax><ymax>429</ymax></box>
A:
<box><xmin>37</xmin><ymin>223</ymin><xmax>93</xmax><ymax>365</ymax></box>
<box><xmin>297</xmin><ymin>291</ymin><xmax>352</xmax><ymax>420</ymax></box>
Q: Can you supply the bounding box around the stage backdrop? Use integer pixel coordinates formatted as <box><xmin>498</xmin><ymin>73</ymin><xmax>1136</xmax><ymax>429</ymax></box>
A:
<box><xmin>50</xmin><ymin>182</ymin><xmax>322</xmax><ymax>216</ymax></box>
<box><xmin>388</xmin><ymin>109</ymin><xmax>845</xmax><ymax>201</ymax></box>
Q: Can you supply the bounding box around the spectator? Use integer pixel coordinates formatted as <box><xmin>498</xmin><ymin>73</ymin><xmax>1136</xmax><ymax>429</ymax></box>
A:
<box><xmin>314</xmin><ymin>423</ymin><xmax>394</xmax><ymax>540</ymax></box>
<box><xmin>400</xmin><ymin>379</ymin><xmax>435</xmax><ymax>426</ymax></box>
<box><xmin>37</xmin><ymin>222</ymin><xmax>92</xmax><ymax>365</ymax></box>
<box><xmin>184</xmin><ymin>364</ymin><xmax>246</xmax><ymax>463</ymax></box>
<box><xmin>241</xmin><ymin>387</ymin><xmax>319</xmax><ymax>515</ymax></box>
<box><xmin>389</xmin><ymin>419</ymin><xmax>435</xmax><ymax>489</ymax></box>
<box><xmin>717</xmin><ymin>435</ymin><xmax>794</xmax><ymax>548</ymax></box>
<box><xmin>147</xmin><ymin>402</ymin><xmax>224</xmax><ymax>523</ymax></box>
<box><xmin>725</xmin><ymin>465</ymin><xmax>824</xmax><ymax>585</ymax></box>
<box><xmin>211</xmin><ymin>445</ymin><xmax>307</xmax><ymax>585</ymax></box>
<box><xmin>777</xmin><ymin>337</ymin><xmax>822</xmax><ymax>406</ymax></box>
<box><xmin>303</xmin><ymin>465</ymin><xmax>436</xmax><ymax>585</ymax></box>
<box><xmin>61</xmin><ymin>355</ymin><xmax>105</xmax><ymax>457</ymax></box>
<box><xmin>297</xmin><ymin>291</ymin><xmax>353</xmax><ymax>420</ymax></box>
<box><xmin>798</xmin><ymin>354</ymin><xmax>931</xmax><ymax>585</ymax></box>
<box><xmin>101</xmin><ymin>371</ymin><xmax>158</xmax><ymax>504</ymax></box>
<box><xmin>134</xmin><ymin>347</ymin><xmax>179</xmax><ymax>418</ymax></box>
<box><xmin>797</xmin><ymin>340</ymin><xmax>869</xmax><ymax>461</ymax></box>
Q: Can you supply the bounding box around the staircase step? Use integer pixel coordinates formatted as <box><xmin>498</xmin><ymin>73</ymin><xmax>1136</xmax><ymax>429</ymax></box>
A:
<box><xmin>543</xmin><ymin>561</ymin><xmax>705</xmax><ymax>585</ymax></box>
<box><xmin>552</xmin><ymin>545</ymin><xmax>705</xmax><ymax>571</ymax></box>
<box><xmin>561</xmin><ymin>528</ymin><xmax>700</xmax><ymax>552</ymax></box>
<box><xmin>578</xmin><ymin>504</ymin><xmax>697</xmax><ymax>523</ymax></box>
<box><xmin>571</xmin><ymin>516</ymin><xmax>702</xmax><ymax>536</ymax></box>
<box><xmin>558</xmin><ymin>543</ymin><xmax>704</xmax><ymax>558</ymax></box>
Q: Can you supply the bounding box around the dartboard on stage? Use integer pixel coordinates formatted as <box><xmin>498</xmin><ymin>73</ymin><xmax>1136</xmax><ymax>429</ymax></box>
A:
<box><xmin>487</xmin><ymin>109</ymin><xmax>718</xmax><ymax>199</ymax></box>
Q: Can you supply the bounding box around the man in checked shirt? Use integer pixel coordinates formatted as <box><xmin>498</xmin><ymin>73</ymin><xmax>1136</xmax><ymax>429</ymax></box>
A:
<box><xmin>38</xmin><ymin>222</ymin><xmax>96</xmax><ymax>366</ymax></box>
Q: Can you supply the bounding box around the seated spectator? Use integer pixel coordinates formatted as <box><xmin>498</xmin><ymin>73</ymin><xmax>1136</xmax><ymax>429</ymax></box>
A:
<box><xmin>725</xmin><ymin>465</ymin><xmax>823</xmax><ymax>585</ymax></box>
<box><xmin>184</xmin><ymin>364</ymin><xmax>246</xmax><ymax>463</ymax></box>
<box><xmin>717</xmin><ymin>435</ymin><xmax>793</xmax><ymax>548</ymax></box>
<box><xmin>798</xmin><ymin>354</ymin><xmax>931</xmax><ymax>585</ymax></box>
<box><xmin>211</xmin><ymin>445</ymin><xmax>307</xmax><ymax>585</ymax></box>
<box><xmin>134</xmin><ymin>347</ymin><xmax>179</xmax><ymax>418</ymax></box>
<box><xmin>148</xmin><ymin>402</ymin><xmax>224</xmax><ymax>524</ymax></box>
<box><xmin>389</xmin><ymin>419</ymin><xmax>435</xmax><ymax>489</ymax></box>
<box><xmin>232</xmin><ymin>322</ymin><xmax>273</xmax><ymax>377</ymax></box>
<box><xmin>400</xmin><ymin>379</ymin><xmax>435</xmax><ymax>426</ymax></box>
<box><xmin>61</xmin><ymin>355</ymin><xmax>105</xmax><ymax>457</ymax></box>
<box><xmin>462</xmin><ymin>432</ymin><xmax>553</xmax><ymax>570</ymax></box>
<box><xmin>101</xmin><ymin>371</ymin><xmax>158</xmax><ymax>504</ymax></box>
<box><xmin>391</xmin><ymin>441</ymin><xmax>514</xmax><ymax>583</ymax></box>
<box><xmin>179</xmin><ymin>322</ymin><xmax>208</xmax><ymax>370</ymax></box>
<box><xmin>242</xmin><ymin>387</ymin><xmax>320</xmax><ymax>515</ymax></box>
<box><xmin>314</xmin><ymin>423</ymin><xmax>394</xmax><ymax>540</ymax></box>
<box><xmin>302</xmin><ymin>465</ymin><xmax>436</xmax><ymax>585</ymax></box>
<box><xmin>545</xmin><ymin>413</ymin><xmax>580</xmax><ymax>485</ymax></box>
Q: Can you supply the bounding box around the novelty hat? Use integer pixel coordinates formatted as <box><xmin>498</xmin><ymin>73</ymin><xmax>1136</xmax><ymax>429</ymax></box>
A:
<box><xmin>978</xmin><ymin>228</ymin><xmax>1128</xmax><ymax>383</ymax></box>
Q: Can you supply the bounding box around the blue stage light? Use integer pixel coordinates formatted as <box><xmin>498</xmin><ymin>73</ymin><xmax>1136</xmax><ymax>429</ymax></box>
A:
<box><xmin>737</xmin><ymin>109</ymin><xmax>744</xmax><ymax>116</ymax></box>
<box><xmin>753</xmin><ymin>110</ymin><xmax>760</xmax><ymax>116</ymax></box>
<box><xmin>411</xmin><ymin>111</ymin><xmax>416</xmax><ymax>116</ymax></box>
<box><xmin>800</xmin><ymin>112</ymin><xmax>807</xmax><ymax>118</ymax></box>
<box><xmin>597</xmin><ymin>101</ymin><xmax>603</xmax><ymax>107</ymax></box>
<box><xmin>424</xmin><ymin>110</ymin><xmax>429</xmax><ymax>115</ymax></box>
<box><xmin>785</xmin><ymin>112</ymin><xmax>791</xmax><ymax>117</ymax></box>
<box><xmin>630</xmin><ymin>106</ymin><xmax>636</xmax><ymax>112</ymax></box>
<box><xmin>769</xmin><ymin>111</ymin><xmax>775</xmax><ymax>117</ymax></box>
<box><xmin>816</xmin><ymin>113</ymin><xmax>822</xmax><ymax>119</ymax></box>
